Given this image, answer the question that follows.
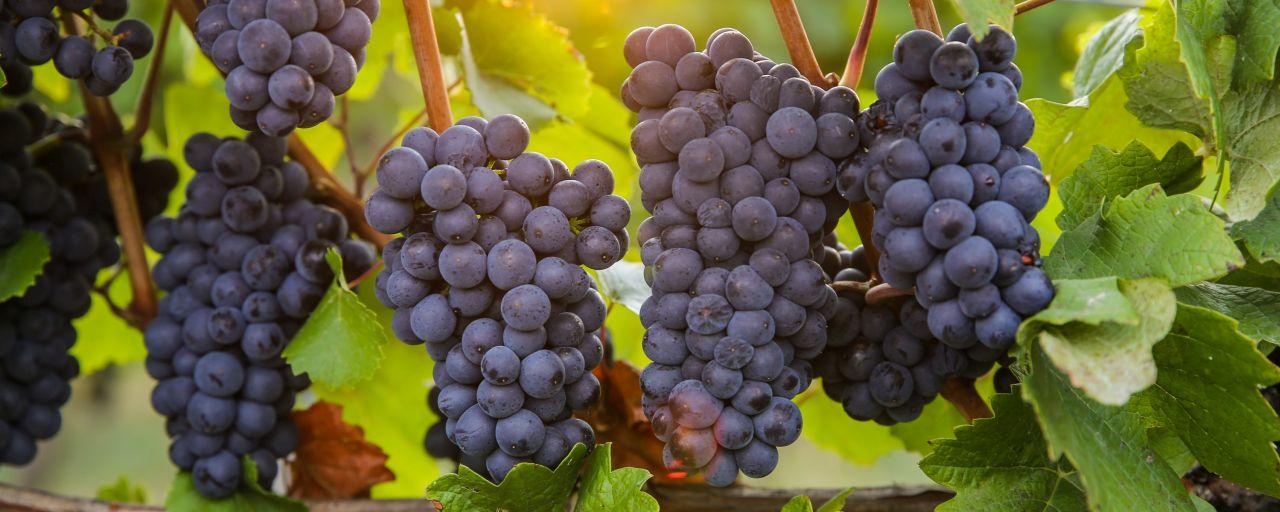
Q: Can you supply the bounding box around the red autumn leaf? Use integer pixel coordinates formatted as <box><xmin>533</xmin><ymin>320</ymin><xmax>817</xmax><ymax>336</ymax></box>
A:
<box><xmin>287</xmin><ymin>401</ymin><xmax>396</xmax><ymax>498</ymax></box>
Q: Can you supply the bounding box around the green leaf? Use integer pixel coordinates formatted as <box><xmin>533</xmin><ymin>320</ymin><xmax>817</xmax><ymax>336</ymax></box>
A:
<box><xmin>1174</xmin><ymin>282</ymin><xmax>1280</xmax><ymax>345</ymax></box>
<box><xmin>1219</xmin><ymin>79</ymin><xmax>1280</xmax><ymax>220</ymax></box>
<box><xmin>1215</xmin><ymin>250</ymin><xmax>1280</xmax><ymax>292</ymax></box>
<box><xmin>1117</xmin><ymin>1</ymin><xmax>1213</xmax><ymax>139</ymax></box>
<box><xmin>1073</xmin><ymin>9</ymin><xmax>1142</xmax><ymax>98</ymax></box>
<box><xmin>888</xmin><ymin>398</ymin><xmax>966</xmax><ymax>455</ymax></box>
<box><xmin>1176</xmin><ymin>0</ymin><xmax>1280</xmax><ymax>89</ymax></box>
<box><xmin>1055</xmin><ymin>142</ymin><xmax>1203</xmax><ymax>231</ymax></box>
<box><xmin>0</xmin><ymin>65</ymin><xmax>6</xmax><ymax>88</ymax></box>
<box><xmin>1044</xmin><ymin>184</ymin><xmax>1243</xmax><ymax>287</ymax></box>
<box><xmin>451</xmin><ymin>0</ymin><xmax>592</xmax><ymax>128</ymax></box>
<box><xmin>596</xmin><ymin>261</ymin><xmax>648</xmax><ymax>315</ymax></box>
<box><xmin>921</xmin><ymin>390</ymin><xmax>1087</xmax><ymax>512</ymax></box>
<box><xmin>1017</xmin><ymin>277</ymin><xmax>1176</xmax><ymax>405</ymax></box>
<box><xmin>312</xmin><ymin>283</ymin><xmax>442</xmax><ymax>498</ymax></box>
<box><xmin>0</xmin><ymin>231</ymin><xmax>50</xmax><ymax>301</ymax></box>
<box><xmin>96</xmin><ymin>476</ymin><xmax>148</xmax><ymax>503</ymax></box>
<box><xmin>1027</xmin><ymin>77</ymin><xmax>1199</xmax><ymax>186</ymax></box>
<box><xmin>781</xmin><ymin>495</ymin><xmax>813</xmax><ymax>512</ymax></box>
<box><xmin>948</xmin><ymin>0</ymin><xmax>1014</xmax><ymax>41</ymax></box>
<box><xmin>1132</xmin><ymin>305</ymin><xmax>1280</xmax><ymax>496</ymax></box>
<box><xmin>816</xmin><ymin>487</ymin><xmax>856</xmax><ymax>512</ymax></box>
<box><xmin>283</xmin><ymin>250</ymin><xmax>388</xmax><ymax>389</ymax></box>
<box><xmin>164</xmin><ymin>459</ymin><xmax>306</xmax><ymax>512</ymax></box>
<box><xmin>1022</xmin><ymin>346</ymin><xmax>1197</xmax><ymax>512</ymax></box>
<box><xmin>427</xmin><ymin>443</ymin><xmax>591</xmax><ymax>512</ymax></box>
<box><xmin>574</xmin><ymin>443</ymin><xmax>659</xmax><ymax>512</ymax></box>
<box><xmin>1232</xmin><ymin>184</ymin><xmax>1280</xmax><ymax>263</ymax></box>
<box><xmin>799</xmin><ymin>390</ymin><xmax>903</xmax><ymax>465</ymax></box>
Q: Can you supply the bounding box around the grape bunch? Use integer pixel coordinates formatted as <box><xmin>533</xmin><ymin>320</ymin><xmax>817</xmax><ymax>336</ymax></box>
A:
<box><xmin>143</xmin><ymin>132</ymin><xmax>376</xmax><ymax>499</ymax></box>
<box><xmin>1</xmin><ymin>0</ymin><xmax>154</xmax><ymax>97</ymax></box>
<box><xmin>813</xmin><ymin>242</ymin><xmax>995</xmax><ymax>424</ymax></box>
<box><xmin>0</xmin><ymin>102</ymin><xmax>174</xmax><ymax>466</ymax></box>
<box><xmin>622</xmin><ymin>24</ymin><xmax>860</xmax><ymax>486</ymax></box>
<box><xmin>364</xmin><ymin>114</ymin><xmax>628</xmax><ymax>482</ymax></box>
<box><xmin>194</xmin><ymin>0</ymin><xmax>377</xmax><ymax>136</ymax></box>
<box><xmin>839</xmin><ymin>24</ymin><xmax>1053</xmax><ymax>360</ymax></box>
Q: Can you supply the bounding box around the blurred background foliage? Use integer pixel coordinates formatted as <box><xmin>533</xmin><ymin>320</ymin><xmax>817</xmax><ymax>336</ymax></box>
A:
<box><xmin>0</xmin><ymin>0</ymin><xmax>1135</xmax><ymax>504</ymax></box>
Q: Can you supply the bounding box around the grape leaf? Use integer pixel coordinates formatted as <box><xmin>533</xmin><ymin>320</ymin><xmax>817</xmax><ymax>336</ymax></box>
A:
<box><xmin>1044</xmin><ymin>184</ymin><xmax>1243</xmax><ymax>287</ymax></box>
<box><xmin>574</xmin><ymin>443</ymin><xmax>659</xmax><ymax>512</ymax></box>
<box><xmin>0</xmin><ymin>231</ymin><xmax>50</xmax><ymax>302</ymax></box>
<box><xmin>1022</xmin><ymin>346</ymin><xmax>1197</xmax><ymax>512</ymax></box>
<box><xmin>921</xmin><ymin>390</ymin><xmax>1087</xmax><ymax>512</ymax></box>
<box><xmin>596</xmin><ymin>261</ymin><xmax>648</xmax><ymax>315</ymax></box>
<box><xmin>165</xmin><ymin>459</ymin><xmax>307</xmax><ymax>512</ymax></box>
<box><xmin>799</xmin><ymin>390</ymin><xmax>903</xmax><ymax>465</ymax></box>
<box><xmin>287</xmin><ymin>401</ymin><xmax>395</xmax><ymax>499</ymax></box>
<box><xmin>1219</xmin><ymin>77</ymin><xmax>1280</xmax><ymax>220</ymax></box>
<box><xmin>1131</xmin><ymin>305</ymin><xmax>1280</xmax><ymax>496</ymax></box>
<box><xmin>427</xmin><ymin>443</ymin><xmax>591</xmax><ymax>512</ymax></box>
<box><xmin>310</xmin><ymin>283</ymin><xmax>441</xmax><ymax>498</ymax></box>
<box><xmin>1231</xmin><ymin>183</ymin><xmax>1280</xmax><ymax>263</ymax></box>
<box><xmin>1116</xmin><ymin>2</ymin><xmax>1213</xmax><ymax>139</ymax></box>
<box><xmin>1176</xmin><ymin>0</ymin><xmax>1280</xmax><ymax>91</ymax></box>
<box><xmin>779</xmin><ymin>487</ymin><xmax>855</xmax><ymax>512</ymax></box>
<box><xmin>1027</xmin><ymin>77</ymin><xmax>1198</xmax><ymax>187</ymax></box>
<box><xmin>1017</xmin><ymin>277</ymin><xmax>1175</xmax><ymax>405</ymax></box>
<box><xmin>1072</xmin><ymin>8</ymin><xmax>1142</xmax><ymax>98</ymax></box>
<box><xmin>1118</xmin><ymin>0</ymin><xmax>1280</xmax><ymax>220</ymax></box>
<box><xmin>283</xmin><ymin>250</ymin><xmax>388</xmax><ymax>389</ymax></box>
<box><xmin>446</xmin><ymin>0</ymin><xmax>592</xmax><ymax>129</ymax></box>
<box><xmin>1174</xmin><ymin>282</ymin><xmax>1280</xmax><ymax>345</ymax></box>
<box><xmin>96</xmin><ymin>476</ymin><xmax>148</xmax><ymax>504</ymax></box>
<box><xmin>1055</xmin><ymin>141</ymin><xmax>1203</xmax><ymax>231</ymax></box>
<box><xmin>948</xmin><ymin>0</ymin><xmax>1014</xmax><ymax>41</ymax></box>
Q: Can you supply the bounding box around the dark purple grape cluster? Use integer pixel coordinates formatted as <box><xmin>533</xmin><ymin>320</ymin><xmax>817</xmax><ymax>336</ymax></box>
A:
<box><xmin>365</xmin><ymin>114</ymin><xmax>628</xmax><ymax>482</ymax></box>
<box><xmin>0</xmin><ymin>0</ymin><xmax>154</xmax><ymax>97</ymax></box>
<box><xmin>195</xmin><ymin>0</ymin><xmax>377</xmax><ymax>136</ymax></box>
<box><xmin>143</xmin><ymin>131</ymin><xmax>375</xmax><ymax>499</ymax></box>
<box><xmin>813</xmin><ymin>241</ymin><xmax>996</xmax><ymax>425</ymax></box>
<box><xmin>0</xmin><ymin>102</ymin><xmax>175</xmax><ymax>466</ymax></box>
<box><xmin>623</xmin><ymin>24</ymin><xmax>859</xmax><ymax>486</ymax></box>
<box><xmin>839</xmin><ymin>24</ymin><xmax>1053</xmax><ymax>363</ymax></box>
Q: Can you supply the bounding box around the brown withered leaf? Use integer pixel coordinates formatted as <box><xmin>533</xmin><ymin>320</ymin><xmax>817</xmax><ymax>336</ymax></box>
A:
<box><xmin>287</xmin><ymin>401</ymin><xmax>395</xmax><ymax>498</ymax></box>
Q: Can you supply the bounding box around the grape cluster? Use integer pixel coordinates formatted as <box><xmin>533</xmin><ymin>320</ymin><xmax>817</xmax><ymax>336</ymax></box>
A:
<box><xmin>0</xmin><ymin>102</ymin><xmax>174</xmax><ymax>466</ymax></box>
<box><xmin>365</xmin><ymin>113</ymin><xmax>627</xmax><ymax>482</ymax></box>
<box><xmin>623</xmin><ymin>24</ymin><xmax>859</xmax><ymax>486</ymax></box>
<box><xmin>813</xmin><ymin>242</ymin><xmax>995</xmax><ymax>424</ymax></box>
<box><xmin>143</xmin><ymin>132</ymin><xmax>376</xmax><ymax>499</ymax></box>
<box><xmin>840</xmin><ymin>25</ymin><xmax>1053</xmax><ymax>359</ymax></box>
<box><xmin>195</xmin><ymin>0</ymin><xmax>377</xmax><ymax>136</ymax></box>
<box><xmin>1</xmin><ymin>0</ymin><xmax>154</xmax><ymax>97</ymax></box>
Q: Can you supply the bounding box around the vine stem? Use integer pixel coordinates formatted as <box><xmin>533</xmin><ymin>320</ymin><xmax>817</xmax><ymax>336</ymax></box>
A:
<box><xmin>171</xmin><ymin>0</ymin><xmax>389</xmax><ymax>249</ymax></box>
<box><xmin>403</xmin><ymin>0</ymin><xmax>453</xmax><ymax>132</ymax></box>
<box><xmin>128</xmin><ymin>2</ymin><xmax>174</xmax><ymax>144</ymax></box>
<box><xmin>939</xmin><ymin>378</ymin><xmax>993</xmax><ymax>421</ymax></box>
<box><xmin>61</xmin><ymin>12</ymin><xmax>157</xmax><ymax>324</ymax></box>
<box><xmin>839</xmin><ymin>0</ymin><xmax>877</xmax><ymax>89</ymax></box>
<box><xmin>907</xmin><ymin>0</ymin><xmax>943</xmax><ymax>36</ymax></box>
<box><xmin>849</xmin><ymin>202</ymin><xmax>881</xmax><ymax>281</ymax></box>
<box><xmin>1015</xmin><ymin>0</ymin><xmax>1058</xmax><ymax>14</ymax></box>
<box><xmin>767</xmin><ymin>0</ymin><xmax>836</xmax><ymax>87</ymax></box>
